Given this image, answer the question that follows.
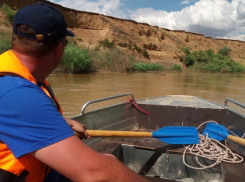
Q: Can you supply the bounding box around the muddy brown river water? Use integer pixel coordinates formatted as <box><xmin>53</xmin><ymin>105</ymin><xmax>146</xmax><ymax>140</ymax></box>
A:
<box><xmin>47</xmin><ymin>72</ymin><xmax>245</xmax><ymax>117</ymax></box>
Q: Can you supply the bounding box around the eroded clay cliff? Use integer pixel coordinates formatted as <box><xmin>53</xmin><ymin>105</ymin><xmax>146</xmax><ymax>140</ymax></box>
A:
<box><xmin>0</xmin><ymin>0</ymin><xmax>244</xmax><ymax>67</ymax></box>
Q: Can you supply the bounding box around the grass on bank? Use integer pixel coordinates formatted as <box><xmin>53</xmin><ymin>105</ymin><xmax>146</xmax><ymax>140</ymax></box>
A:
<box><xmin>170</xmin><ymin>64</ymin><xmax>182</xmax><ymax>72</ymax></box>
<box><xmin>1</xmin><ymin>3</ymin><xmax>16</xmax><ymax>23</ymax></box>
<box><xmin>0</xmin><ymin>31</ymin><xmax>12</xmax><ymax>53</ymax></box>
<box><xmin>133</xmin><ymin>63</ymin><xmax>164</xmax><ymax>72</ymax></box>
<box><xmin>180</xmin><ymin>47</ymin><xmax>245</xmax><ymax>73</ymax></box>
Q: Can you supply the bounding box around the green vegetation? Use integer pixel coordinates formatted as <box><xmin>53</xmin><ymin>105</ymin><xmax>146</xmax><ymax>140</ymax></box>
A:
<box><xmin>99</xmin><ymin>38</ymin><xmax>115</xmax><ymax>48</ymax></box>
<box><xmin>0</xmin><ymin>31</ymin><xmax>12</xmax><ymax>53</ymax></box>
<box><xmin>61</xmin><ymin>42</ymin><xmax>94</xmax><ymax>73</ymax></box>
<box><xmin>217</xmin><ymin>46</ymin><xmax>231</xmax><ymax>57</ymax></box>
<box><xmin>180</xmin><ymin>46</ymin><xmax>245</xmax><ymax>73</ymax></box>
<box><xmin>134</xmin><ymin>43</ymin><xmax>150</xmax><ymax>59</ymax></box>
<box><xmin>1</xmin><ymin>4</ymin><xmax>16</xmax><ymax>23</ymax></box>
<box><xmin>142</xmin><ymin>49</ymin><xmax>149</xmax><ymax>59</ymax></box>
<box><xmin>134</xmin><ymin>43</ymin><xmax>141</xmax><ymax>53</ymax></box>
<box><xmin>170</xmin><ymin>64</ymin><xmax>182</xmax><ymax>72</ymax></box>
<box><xmin>92</xmin><ymin>47</ymin><xmax>134</xmax><ymax>72</ymax></box>
<box><xmin>133</xmin><ymin>63</ymin><xmax>164</xmax><ymax>72</ymax></box>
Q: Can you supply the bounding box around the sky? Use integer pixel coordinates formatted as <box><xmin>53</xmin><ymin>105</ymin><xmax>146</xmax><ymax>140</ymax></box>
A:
<box><xmin>48</xmin><ymin>0</ymin><xmax>245</xmax><ymax>41</ymax></box>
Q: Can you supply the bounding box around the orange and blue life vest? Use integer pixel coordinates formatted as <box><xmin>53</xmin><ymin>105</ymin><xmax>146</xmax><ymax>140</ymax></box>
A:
<box><xmin>0</xmin><ymin>50</ymin><xmax>62</xmax><ymax>182</ymax></box>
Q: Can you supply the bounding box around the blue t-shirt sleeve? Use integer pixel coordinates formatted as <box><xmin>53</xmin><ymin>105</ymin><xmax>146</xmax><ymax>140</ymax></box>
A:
<box><xmin>0</xmin><ymin>78</ymin><xmax>75</xmax><ymax>158</ymax></box>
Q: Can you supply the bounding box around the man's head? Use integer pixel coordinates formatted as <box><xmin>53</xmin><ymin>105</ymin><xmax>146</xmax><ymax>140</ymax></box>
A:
<box><xmin>12</xmin><ymin>3</ymin><xmax>75</xmax><ymax>57</ymax></box>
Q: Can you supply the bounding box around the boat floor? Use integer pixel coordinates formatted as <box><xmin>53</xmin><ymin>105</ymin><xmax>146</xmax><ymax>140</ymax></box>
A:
<box><xmin>89</xmin><ymin>137</ymin><xmax>245</xmax><ymax>182</ymax></box>
<box><xmin>137</xmin><ymin>95</ymin><xmax>223</xmax><ymax>109</ymax></box>
<box><xmin>90</xmin><ymin>138</ymin><xmax>184</xmax><ymax>182</ymax></box>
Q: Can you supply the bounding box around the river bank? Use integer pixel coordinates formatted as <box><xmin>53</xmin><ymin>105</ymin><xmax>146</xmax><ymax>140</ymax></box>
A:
<box><xmin>1</xmin><ymin>4</ymin><xmax>245</xmax><ymax>75</ymax></box>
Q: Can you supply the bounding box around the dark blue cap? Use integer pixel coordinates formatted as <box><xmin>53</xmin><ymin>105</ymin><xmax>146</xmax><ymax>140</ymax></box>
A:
<box><xmin>13</xmin><ymin>3</ymin><xmax>75</xmax><ymax>42</ymax></box>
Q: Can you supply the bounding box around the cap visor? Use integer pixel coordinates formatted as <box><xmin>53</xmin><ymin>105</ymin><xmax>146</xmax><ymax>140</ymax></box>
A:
<box><xmin>66</xmin><ymin>29</ymin><xmax>75</xmax><ymax>37</ymax></box>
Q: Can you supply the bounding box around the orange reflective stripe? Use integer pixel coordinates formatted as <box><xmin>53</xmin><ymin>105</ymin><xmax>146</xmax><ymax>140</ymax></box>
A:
<box><xmin>0</xmin><ymin>143</ymin><xmax>47</xmax><ymax>181</ymax></box>
<box><xmin>0</xmin><ymin>143</ymin><xmax>25</xmax><ymax>176</ymax></box>
<box><xmin>0</xmin><ymin>50</ymin><xmax>62</xmax><ymax>182</ymax></box>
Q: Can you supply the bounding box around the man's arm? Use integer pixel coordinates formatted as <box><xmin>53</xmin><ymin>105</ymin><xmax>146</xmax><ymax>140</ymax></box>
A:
<box><xmin>30</xmin><ymin>135</ymin><xmax>150</xmax><ymax>182</ymax></box>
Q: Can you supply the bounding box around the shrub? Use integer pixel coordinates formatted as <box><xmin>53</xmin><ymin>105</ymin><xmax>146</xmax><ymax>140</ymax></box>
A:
<box><xmin>200</xmin><ymin>63</ymin><xmax>222</xmax><ymax>73</ymax></box>
<box><xmin>133</xmin><ymin>63</ymin><xmax>163</xmax><ymax>72</ymax></box>
<box><xmin>92</xmin><ymin>48</ymin><xmax>134</xmax><ymax>72</ymax></box>
<box><xmin>0</xmin><ymin>31</ymin><xmax>12</xmax><ymax>54</ymax></box>
<box><xmin>99</xmin><ymin>38</ymin><xmax>115</xmax><ymax>48</ymax></box>
<box><xmin>180</xmin><ymin>47</ymin><xmax>195</xmax><ymax>67</ymax></box>
<box><xmin>170</xmin><ymin>64</ymin><xmax>182</xmax><ymax>72</ymax></box>
<box><xmin>193</xmin><ymin>50</ymin><xmax>209</xmax><ymax>63</ymax></box>
<box><xmin>184</xmin><ymin>54</ymin><xmax>195</xmax><ymax>67</ymax></box>
<box><xmin>134</xmin><ymin>44</ymin><xmax>150</xmax><ymax>59</ymax></box>
<box><xmin>180</xmin><ymin>46</ymin><xmax>244</xmax><ymax>73</ymax></box>
<box><xmin>94</xmin><ymin>44</ymin><xmax>100</xmax><ymax>51</ymax></box>
<box><xmin>134</xmin><ymin>44</ymin><xmax>141</xmax><ymax>53</ymax></box>
<box><xmin>218</xmin><ymin>46</ymin><xmax>231</xmax><ymax>57</ymax></box>
<box><xmin>205</xmin><ymin>49</ymin><xmax>214</xmax><ymax>57</ymax></box>
<box><xmin>128</xmin><ymin>55</ymin><xmax>135</xmax><ymax>63</ymax></box>
<box><xmin>190</xmin><ymin>56</ymin><xmax>245</xmax><ymax>73</ymax></box>
<box><xmin>61</xmin><ymin>42</ymin><xmax>94</xmax><ymax>73</ymax></box>
<box><xmin>128</xmin><ymin>44</ymin><xmax>132</xmax><ymax>50</ymax></box>
<box><xmin>1</xmin><ymin>4</ymin><xmax>16</xmax><ymax>23</ymax></box>
<box><xmin>181</xmin><ymin>47</ymin><xmax>191</xmax><ymax>55</ymax></box>
<box><xmin>142</xmin><ymin>49</ymin><xmax>149</xmax><ymax>59</ymax></box>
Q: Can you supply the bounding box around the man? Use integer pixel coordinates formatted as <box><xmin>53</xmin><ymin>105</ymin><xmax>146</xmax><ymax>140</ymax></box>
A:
<box><xmin>0</xmin><ymin>3</ymin><xmax>149</xmax><ymax>182</ymax></box>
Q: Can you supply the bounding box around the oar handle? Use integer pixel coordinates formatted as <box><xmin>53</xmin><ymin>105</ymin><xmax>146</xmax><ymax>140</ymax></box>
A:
<box><xmin>86</xmin><ymin>130</ymin><xmax>152</xmax><ymax>137</ymax></box>
<box><xmin>228</xmin><ymin>135</ymin><xmax>245</xmax><ymax>146</ymax></box>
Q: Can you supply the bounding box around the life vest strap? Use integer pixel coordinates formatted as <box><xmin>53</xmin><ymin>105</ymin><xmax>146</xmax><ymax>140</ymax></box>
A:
<box><xmin>0</xmin><ymin>168</ymin><xmax>29</xmax><ymax>182</ymax></box>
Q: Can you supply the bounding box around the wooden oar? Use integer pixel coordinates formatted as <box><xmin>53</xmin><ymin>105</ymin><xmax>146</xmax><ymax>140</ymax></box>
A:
<box><xmin>77</xmin><ymin>126</ymin><xmax>199</xmax><ymax>144</ymax></box>
<box><xmin>202</xmin><ymin>122</ymin><xmax>245</xmax><ymax>146</ymax></box>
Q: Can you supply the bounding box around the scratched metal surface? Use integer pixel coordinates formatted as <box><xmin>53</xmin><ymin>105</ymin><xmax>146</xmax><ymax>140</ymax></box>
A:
<box><xmin>73</xmin><ymin>95</ymin><xmax>245</xmax><ymax>182</ymax></box>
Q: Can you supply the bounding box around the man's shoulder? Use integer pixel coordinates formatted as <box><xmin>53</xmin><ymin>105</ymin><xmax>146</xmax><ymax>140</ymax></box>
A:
<box><xmin>0</xmin><ymin>75</ymin><xmax>39</xmax><ymax>96</ymax></box>
<box><xmin>1</xmin><ymin>75</ymin><xmax>35</xmax><ymax>84</ymax></box>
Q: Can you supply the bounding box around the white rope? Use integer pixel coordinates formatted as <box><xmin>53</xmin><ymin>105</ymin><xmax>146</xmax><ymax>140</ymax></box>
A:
<box><xmin>182</xmin><ymin>121</ymin><xmax>244</xmax><ymax>169</ymax></box>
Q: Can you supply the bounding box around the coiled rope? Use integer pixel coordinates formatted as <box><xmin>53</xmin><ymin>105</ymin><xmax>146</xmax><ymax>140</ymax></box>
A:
<box><xmin>182</xmin><ymin>121</ymin><xmax>244</xmax><ymax>169</ymax></box>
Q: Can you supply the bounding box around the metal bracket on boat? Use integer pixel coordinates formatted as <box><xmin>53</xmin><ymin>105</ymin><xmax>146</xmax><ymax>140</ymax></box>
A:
<box><xmin>80</xmin><ymin>92</ymin><xmax>134</xmax><ymax>115</ymax></box>
<box><xmin>224</xmin><ymin>98</ymin><xmax>245</xmax><ymax>109</ymax></box>
<box><xmin>224</xmin><ymin>98</ymin><xmax>245</xmax><ymax>116</ymax></box>
<box><xmin>166</xmin><ymin>150</ymin><xmax>170</xmax><ymax>163</ymax></box>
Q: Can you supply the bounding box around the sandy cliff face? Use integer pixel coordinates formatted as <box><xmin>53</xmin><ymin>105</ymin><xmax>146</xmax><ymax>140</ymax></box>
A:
<box><xmin>1</xmin><ymin>0</ymin><xmax>244</xmax><ymax>67</ymax></box>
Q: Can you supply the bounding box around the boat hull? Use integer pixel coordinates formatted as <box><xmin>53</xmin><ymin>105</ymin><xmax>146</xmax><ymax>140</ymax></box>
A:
<box><xmin>72</xmin><ymin>94</ymin><xmax>245</xmax><ymax>182</ymax></box>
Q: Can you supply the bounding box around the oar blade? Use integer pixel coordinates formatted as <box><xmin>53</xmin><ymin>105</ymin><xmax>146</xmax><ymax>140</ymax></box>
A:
<box><xmin>152</xmin><ymin>126</ymin><xmax>199</xmax><ymax>144</ymax></box>
<box><xmin>202</xmin><ymin>122</ymin><xmax>229</xmax><ymax>141</ymax></box>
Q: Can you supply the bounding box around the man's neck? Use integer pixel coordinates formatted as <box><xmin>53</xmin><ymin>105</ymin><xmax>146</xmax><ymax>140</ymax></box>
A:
<box><xmin>12</xmin><ymin>50</ymin><xmax>50</xmax><ymax>82</ymax></box>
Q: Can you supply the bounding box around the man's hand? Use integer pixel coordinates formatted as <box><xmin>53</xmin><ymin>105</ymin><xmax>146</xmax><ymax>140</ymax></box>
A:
<box><xmin>65</xmin><ymin>118</ymin><xmax>90</xmax><ymax>139</ymax></box>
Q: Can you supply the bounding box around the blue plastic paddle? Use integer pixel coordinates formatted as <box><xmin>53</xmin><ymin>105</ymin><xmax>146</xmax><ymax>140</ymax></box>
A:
<box><xmin>85</xmin><ymin>126</ymin><xmax>199</xmax><ymax>144</ymax></box>
<box><xmin>202</xmin><ymin>122</ymin><xmax>245</xmax><ymax>146</ymax></box>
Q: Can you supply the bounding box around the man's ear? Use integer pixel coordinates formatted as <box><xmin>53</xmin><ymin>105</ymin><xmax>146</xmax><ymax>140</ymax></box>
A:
<box><xmin>54</xmin><ymin>41</ymin><xmax>65</xmax><ymax>58</ymax></box>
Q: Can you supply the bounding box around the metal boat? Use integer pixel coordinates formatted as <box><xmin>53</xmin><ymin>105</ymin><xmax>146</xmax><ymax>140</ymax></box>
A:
<box><xmin>71</xmin><ymin>93</ymin><xmax>245</xmax><ymax>182</ymax></box>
